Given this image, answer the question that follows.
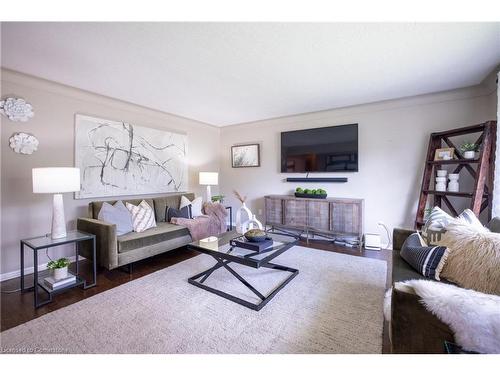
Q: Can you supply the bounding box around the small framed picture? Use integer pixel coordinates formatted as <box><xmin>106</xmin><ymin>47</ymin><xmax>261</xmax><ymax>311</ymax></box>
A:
<box><xmin>434</xmin><ymin>147</ymin><xmax>455</xmax><ymax>161</ymax></box>
<box><xmin>231</xmin><ymin>144</ymin><xmax>260</xmax><ymax>168</ymax></box>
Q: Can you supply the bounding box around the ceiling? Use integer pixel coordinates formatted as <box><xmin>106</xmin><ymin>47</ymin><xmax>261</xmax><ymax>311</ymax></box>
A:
<box><xmin>1</xmin><ymin>22</ymin><xmax>499</xmax><ymax>126</ymax></box>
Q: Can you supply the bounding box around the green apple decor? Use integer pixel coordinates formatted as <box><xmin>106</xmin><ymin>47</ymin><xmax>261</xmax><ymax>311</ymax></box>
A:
<box><xmin>294</xmin><ymin>187</ymin><xmax>327</xmax><ymax>199</ymax></box>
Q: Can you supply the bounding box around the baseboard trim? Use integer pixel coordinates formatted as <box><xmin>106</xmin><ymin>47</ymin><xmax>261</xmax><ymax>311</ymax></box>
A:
<box><xmin>0</xmin><ymin>255</ymin><xmax>80</xmax><ymax>282</ymax></box>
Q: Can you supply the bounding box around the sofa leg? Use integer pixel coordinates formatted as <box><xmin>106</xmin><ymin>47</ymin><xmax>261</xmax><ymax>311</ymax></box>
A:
<box><xmin>120</xmin><ymin>263</ymin><xmax>133</xmax><ymax>274</ymax></box>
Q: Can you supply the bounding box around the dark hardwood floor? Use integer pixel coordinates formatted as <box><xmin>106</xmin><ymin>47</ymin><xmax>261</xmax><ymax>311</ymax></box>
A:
<box><xmin>0</xmin><ymin>240</ymin><xmax>392</xmax><ymax>353</ymax></box>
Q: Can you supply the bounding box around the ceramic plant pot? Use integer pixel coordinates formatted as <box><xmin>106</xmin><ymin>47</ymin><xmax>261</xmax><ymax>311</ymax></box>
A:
<box><xmin>53</xmin><ymin>266</ymin><xmax>68</xmax><ymax>280</ymax></box>
<box><xmin>464</xmin><ymin>151</ymin><xmax>475</xmax><ymax>159</ymax></box>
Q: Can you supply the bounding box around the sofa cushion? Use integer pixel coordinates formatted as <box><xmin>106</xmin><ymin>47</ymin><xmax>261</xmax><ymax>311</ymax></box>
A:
<box><xmin>153</xmin><ymin>193</ymin><xmax>195</xmax><ymax>222</ymax></box>
<box><xmin>400</xmin><ymin>233</ymin><xmax>449</xmax><ymax>281</ymax></box>
<box><xmin>117</xmin><ymin>222</ymin><xmax>190</xmax><ymax>253</ymax></box>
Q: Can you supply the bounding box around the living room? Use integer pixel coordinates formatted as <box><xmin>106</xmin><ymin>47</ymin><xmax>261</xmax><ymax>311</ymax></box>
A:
<box><xmin>1</xmin><ymin>1</ymin><xmax>500</xmax><ymax>372</ymax></box>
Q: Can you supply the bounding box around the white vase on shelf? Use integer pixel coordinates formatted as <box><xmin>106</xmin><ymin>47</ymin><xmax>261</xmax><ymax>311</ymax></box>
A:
<box><xmin>436</xmin><ymin>170</ymin><xmax>447</xmax><ymax>177</ymax></box>
<box><xmin>435</xmin><ymin>177</ymin><xmax>447</xmax><ymax>192</ymax></box>
<box><xmin>448</xmin><ymin>174</ymin><xmax>460</xmax><ymax>192</ymax></box>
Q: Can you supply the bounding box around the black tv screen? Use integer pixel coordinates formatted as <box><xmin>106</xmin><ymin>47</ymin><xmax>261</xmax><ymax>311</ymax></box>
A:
<box><xmin>281</xmin><ymin>124</ymin><xmax>358</xmax><ymax>173</ymax></box>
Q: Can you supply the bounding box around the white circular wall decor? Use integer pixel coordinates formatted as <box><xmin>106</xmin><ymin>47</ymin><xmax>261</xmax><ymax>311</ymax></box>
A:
<box><xmin>0</xmin><ymin>97</ymin><xmax>34</xmax><ymax>122</ymax></box>
<box><xmin>9</xmin><ymin>132</ymin><xmax>39</xmax><ymax>154</ymax></box>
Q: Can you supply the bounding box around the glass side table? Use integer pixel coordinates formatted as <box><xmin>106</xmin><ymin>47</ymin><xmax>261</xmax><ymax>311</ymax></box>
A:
<box><xmin>20</xmin><ymin>230</ymin><xmax>97</xmax><ymax>308</ymax></box>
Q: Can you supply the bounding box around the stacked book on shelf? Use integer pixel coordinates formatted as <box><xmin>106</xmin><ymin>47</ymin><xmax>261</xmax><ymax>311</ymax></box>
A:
<box><xmin>43</xmin><ymin>274</ymin><xmax>77</xmax><ymax>291</ymax></box>
<box><xmin>333</xmin><ymin>235</ymin><xmax>360</xmax><ymax>248</ymax></box>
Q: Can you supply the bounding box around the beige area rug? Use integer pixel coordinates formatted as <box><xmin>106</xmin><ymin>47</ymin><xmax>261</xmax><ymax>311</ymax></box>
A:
<box><xmin>0</xmin><ymin>246</ymin><xmax>387</xmax><ymax>354</ymax></box>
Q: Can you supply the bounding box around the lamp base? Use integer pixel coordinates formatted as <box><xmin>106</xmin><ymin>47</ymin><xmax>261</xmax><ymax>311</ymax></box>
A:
<box><xmin>51</xmin><ymin>193</ymin><xmax>67</xmax><ymax>239</ymax></box>
<box><xmin>206</xmin><ymin>185</ymin><xmax>212</xmax><ymax>202</ymax></box>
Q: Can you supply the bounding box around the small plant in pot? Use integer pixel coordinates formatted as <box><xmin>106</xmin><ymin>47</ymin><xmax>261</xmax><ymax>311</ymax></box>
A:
<box><xmin>460</xmin><ymin>142</ymin><xmax>477</xmax><ymax>159</ymax></box>
<box><xmin>211</xmin><ymin>194</ymin><xmax>225</xmax><ymax>203</ymax></box>
<box><xmin>47</xmin><ymin>258</ymin><xmax>71</xmax><ymax>280</ymax></box>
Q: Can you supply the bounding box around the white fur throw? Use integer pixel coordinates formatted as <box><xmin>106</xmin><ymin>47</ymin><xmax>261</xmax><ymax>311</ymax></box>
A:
<box><xmin>397</xmin><ymin>280</ymin><xmax>500</xmax><ymax>353</ymax></box>
<box><xmin>438</xmin><ymin>222</ymin><xmax>500</xmax><ymax>295</ymax></box>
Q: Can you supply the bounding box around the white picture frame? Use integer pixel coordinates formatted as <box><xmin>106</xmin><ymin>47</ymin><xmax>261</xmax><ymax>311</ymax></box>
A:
<box><xmin>231</xmin><ymin>144</ymin><xmax>260</xmax><ymax>168</ymax></box>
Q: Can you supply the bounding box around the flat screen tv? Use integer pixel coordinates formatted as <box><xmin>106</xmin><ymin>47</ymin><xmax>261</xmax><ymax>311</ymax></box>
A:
<box><xmin>281</xmin><ymin>124</ymin><xmax>358</xmax><ymax>173</ymax></box>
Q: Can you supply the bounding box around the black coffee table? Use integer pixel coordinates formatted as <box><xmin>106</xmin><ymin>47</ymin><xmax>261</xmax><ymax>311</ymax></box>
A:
<box><xmin>187</xmin><ymin>231</ymin><xmax>299</xmax><ymax>311</ymax></box>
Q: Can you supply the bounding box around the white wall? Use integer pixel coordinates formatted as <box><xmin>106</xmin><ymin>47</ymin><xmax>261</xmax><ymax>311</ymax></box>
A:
<box><xmin>219</xmin><ymin>83</ymin><xmax>498</xmax><ymax>244</ymax></box>
<box><xmin>1</xmin><ymin>69</ymin><xmax>220</xmax><ymax>277</ymax></box>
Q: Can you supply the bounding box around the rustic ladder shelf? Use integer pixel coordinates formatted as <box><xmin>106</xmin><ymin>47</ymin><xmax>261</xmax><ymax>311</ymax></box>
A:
<box><xmin>415</xmin><ymin>121</ymin><xmax>497</xmax><ymax>229</ymax></box>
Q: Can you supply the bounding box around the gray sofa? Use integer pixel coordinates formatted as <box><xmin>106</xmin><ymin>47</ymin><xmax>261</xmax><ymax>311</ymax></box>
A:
<box><xmin>77</xmin><ymin>193</ymin><xmax>194</xmax><ymax>270</ymax></box>
<box><xmin>390</xmin><ymin>218</ymin><xmax>500</xmax><ymax>353</ymax></box>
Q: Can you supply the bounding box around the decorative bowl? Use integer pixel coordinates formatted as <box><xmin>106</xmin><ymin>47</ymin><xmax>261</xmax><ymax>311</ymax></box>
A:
<box><xmin>294</xmin><ymin>192</ymin><xmax>327</xmax><ymax>199</ymax></box>
<box><xmin>244</xmin><ymin>229</ymin><xmax>267</xmax><ymax>242</ymax></box>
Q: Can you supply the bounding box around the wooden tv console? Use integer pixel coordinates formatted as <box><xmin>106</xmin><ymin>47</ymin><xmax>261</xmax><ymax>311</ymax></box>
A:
<box><xmin>264</xmin><ymin>195</ymin><xmax>363</xmax><ymax>242</ymax></box>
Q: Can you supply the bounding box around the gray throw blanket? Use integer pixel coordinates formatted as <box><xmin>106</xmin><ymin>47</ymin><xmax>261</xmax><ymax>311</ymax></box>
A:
<box><xmin>171</xmin><ymin>202</ymin><xmax>227</xmax><ymax>240</ymax></box>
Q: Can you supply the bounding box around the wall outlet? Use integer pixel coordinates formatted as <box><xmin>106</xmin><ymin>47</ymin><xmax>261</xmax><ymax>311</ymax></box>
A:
<box><xmin>258</xmin><ymin>209</ymin><xmax>263</xmax><ymax>216</ymax></box>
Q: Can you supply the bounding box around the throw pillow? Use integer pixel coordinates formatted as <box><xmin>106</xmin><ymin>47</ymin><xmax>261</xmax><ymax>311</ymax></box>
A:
<box><xmin>400</xmin><ymin>232</ymin><xmax>449</xmax><ymax>280</ymax></box>
<box><xmin>455</xmin><ymin>208</ymin><xmax>484</xmax><ymax>229</ymax></box>
<box><xmin>180</xmin><ymin>196</ymin><xmax>203</xmax><ymax>217</ymax></box>
<box><xmin>126</xmin><ymin>200</ymin><xmax>157</xmax><ymax>233</ymax></box>
<box><xmin>439</xmin><ymin>222</ymin><xmax>500</xmax><ymax>294</ymax></box>
<box><xmin>422</xmin><ymin>207</ymin><xmax>485</xmax><ymax>245</ymax></box>
<box><xmin>97</xmin><ymin>201</ymin><xmax>133</xmax><ymax>235</ymax></box>
<box><xmin>166</xmin><ymin>205</ymin><xmax>191</xmax><ymax>222</ymax></box>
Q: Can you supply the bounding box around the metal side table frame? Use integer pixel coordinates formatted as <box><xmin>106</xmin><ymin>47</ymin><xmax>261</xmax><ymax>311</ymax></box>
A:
<box><xmin>20</xmin><ymin>230</ymin><xmax>97</xmax><ymax>308</ymax></box>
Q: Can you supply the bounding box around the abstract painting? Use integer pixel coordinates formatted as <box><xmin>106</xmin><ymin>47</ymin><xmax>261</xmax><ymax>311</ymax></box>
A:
<box><xmin>231</xmin><ymin>144</ymin><xmax>260</xmax><ymax>168</ymax></box>
<box><xmin>75</xmin><ymin>114</ymin><xmax>187</xmax><ymax>199</ymax></box>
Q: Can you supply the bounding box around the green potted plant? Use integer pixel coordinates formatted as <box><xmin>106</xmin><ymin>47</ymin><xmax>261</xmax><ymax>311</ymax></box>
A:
<box><xmin>211</xmin><ymin>194</ymin><xmax>225</xmax><ymax>203</ymax></box>
<box><xmin>460</xmin><ymin>141</ymin><xmax>477</xmax><ymax>159</ymax></box>
<box><xmin>47</xmin><ymin>257</ymin><xmax>71</xmax><ymax>280</ymax></box>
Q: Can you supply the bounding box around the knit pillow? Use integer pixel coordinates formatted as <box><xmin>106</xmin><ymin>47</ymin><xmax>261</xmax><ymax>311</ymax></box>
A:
<box><xmin>400</xmin><ymin>232</ymin><xmax>449</xmax><ymax>280</ymax></box>
<box><xmin>126</xmin><ymin>200</ymin><xmax>157</xmax><ymax>233</ymax></box>
<box><xmin>439</xmin><ymin>222</ymin><xmax>500</xmax><ymax>295</ymax></box>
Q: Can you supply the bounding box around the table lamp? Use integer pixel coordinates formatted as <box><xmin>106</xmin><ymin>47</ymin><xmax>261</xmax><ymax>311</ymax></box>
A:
<box><xmin>32</xmin><ymin>167</ymin><xmax>80</xmax><ymax>239</ymax></box>
<box><xmin>199</xmin><ymin>172</ymin><xmax>218</xmax><ymax>202</ymax></box>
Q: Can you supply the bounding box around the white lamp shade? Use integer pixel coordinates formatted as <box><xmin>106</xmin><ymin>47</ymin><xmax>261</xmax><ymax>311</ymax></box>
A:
<box><xmin>199</xmin><ymin>172</ymin><xmax>218</xmax><ymax>185</ymax></box>
<box><xmin>33</xmin><ymin>168</ymin><xmax>81</xmax><ymax>193</ymax></box>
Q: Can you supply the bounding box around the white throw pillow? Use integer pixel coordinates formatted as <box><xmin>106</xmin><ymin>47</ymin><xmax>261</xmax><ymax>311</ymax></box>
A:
<box><xmin>98</xmin><ymin>200</ymin><xmax>133</xmax><ymax>235</ymax></box>
<box><xmin>126</xmin><ymin>200</ymin><xmax>157</xmax><ymax>233</ymax></box>
<box><xmin>180</xmin><ymin>196</ymin><xmax>203</xmax><ymax>217</ymax></box>
<box><xmin>422</xmin><ymin>207</ymin><xmax>486</xmax><ymax>245</ymax></box>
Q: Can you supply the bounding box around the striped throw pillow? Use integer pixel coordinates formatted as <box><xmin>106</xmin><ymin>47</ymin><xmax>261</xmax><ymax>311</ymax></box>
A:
<box><xmin>422</xmin><ymin>207</ymin><xmax>485</xmax><ymax>245</ymax></box>
<box><xmin>126</xmin><ymin>200</ymin><xmax>157</xmax><ymax>233</ymax></box>
<box><xmin>400</xmin><ymin>233</ymin><xmax>449</xmax><ymax>280</ymax></box>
